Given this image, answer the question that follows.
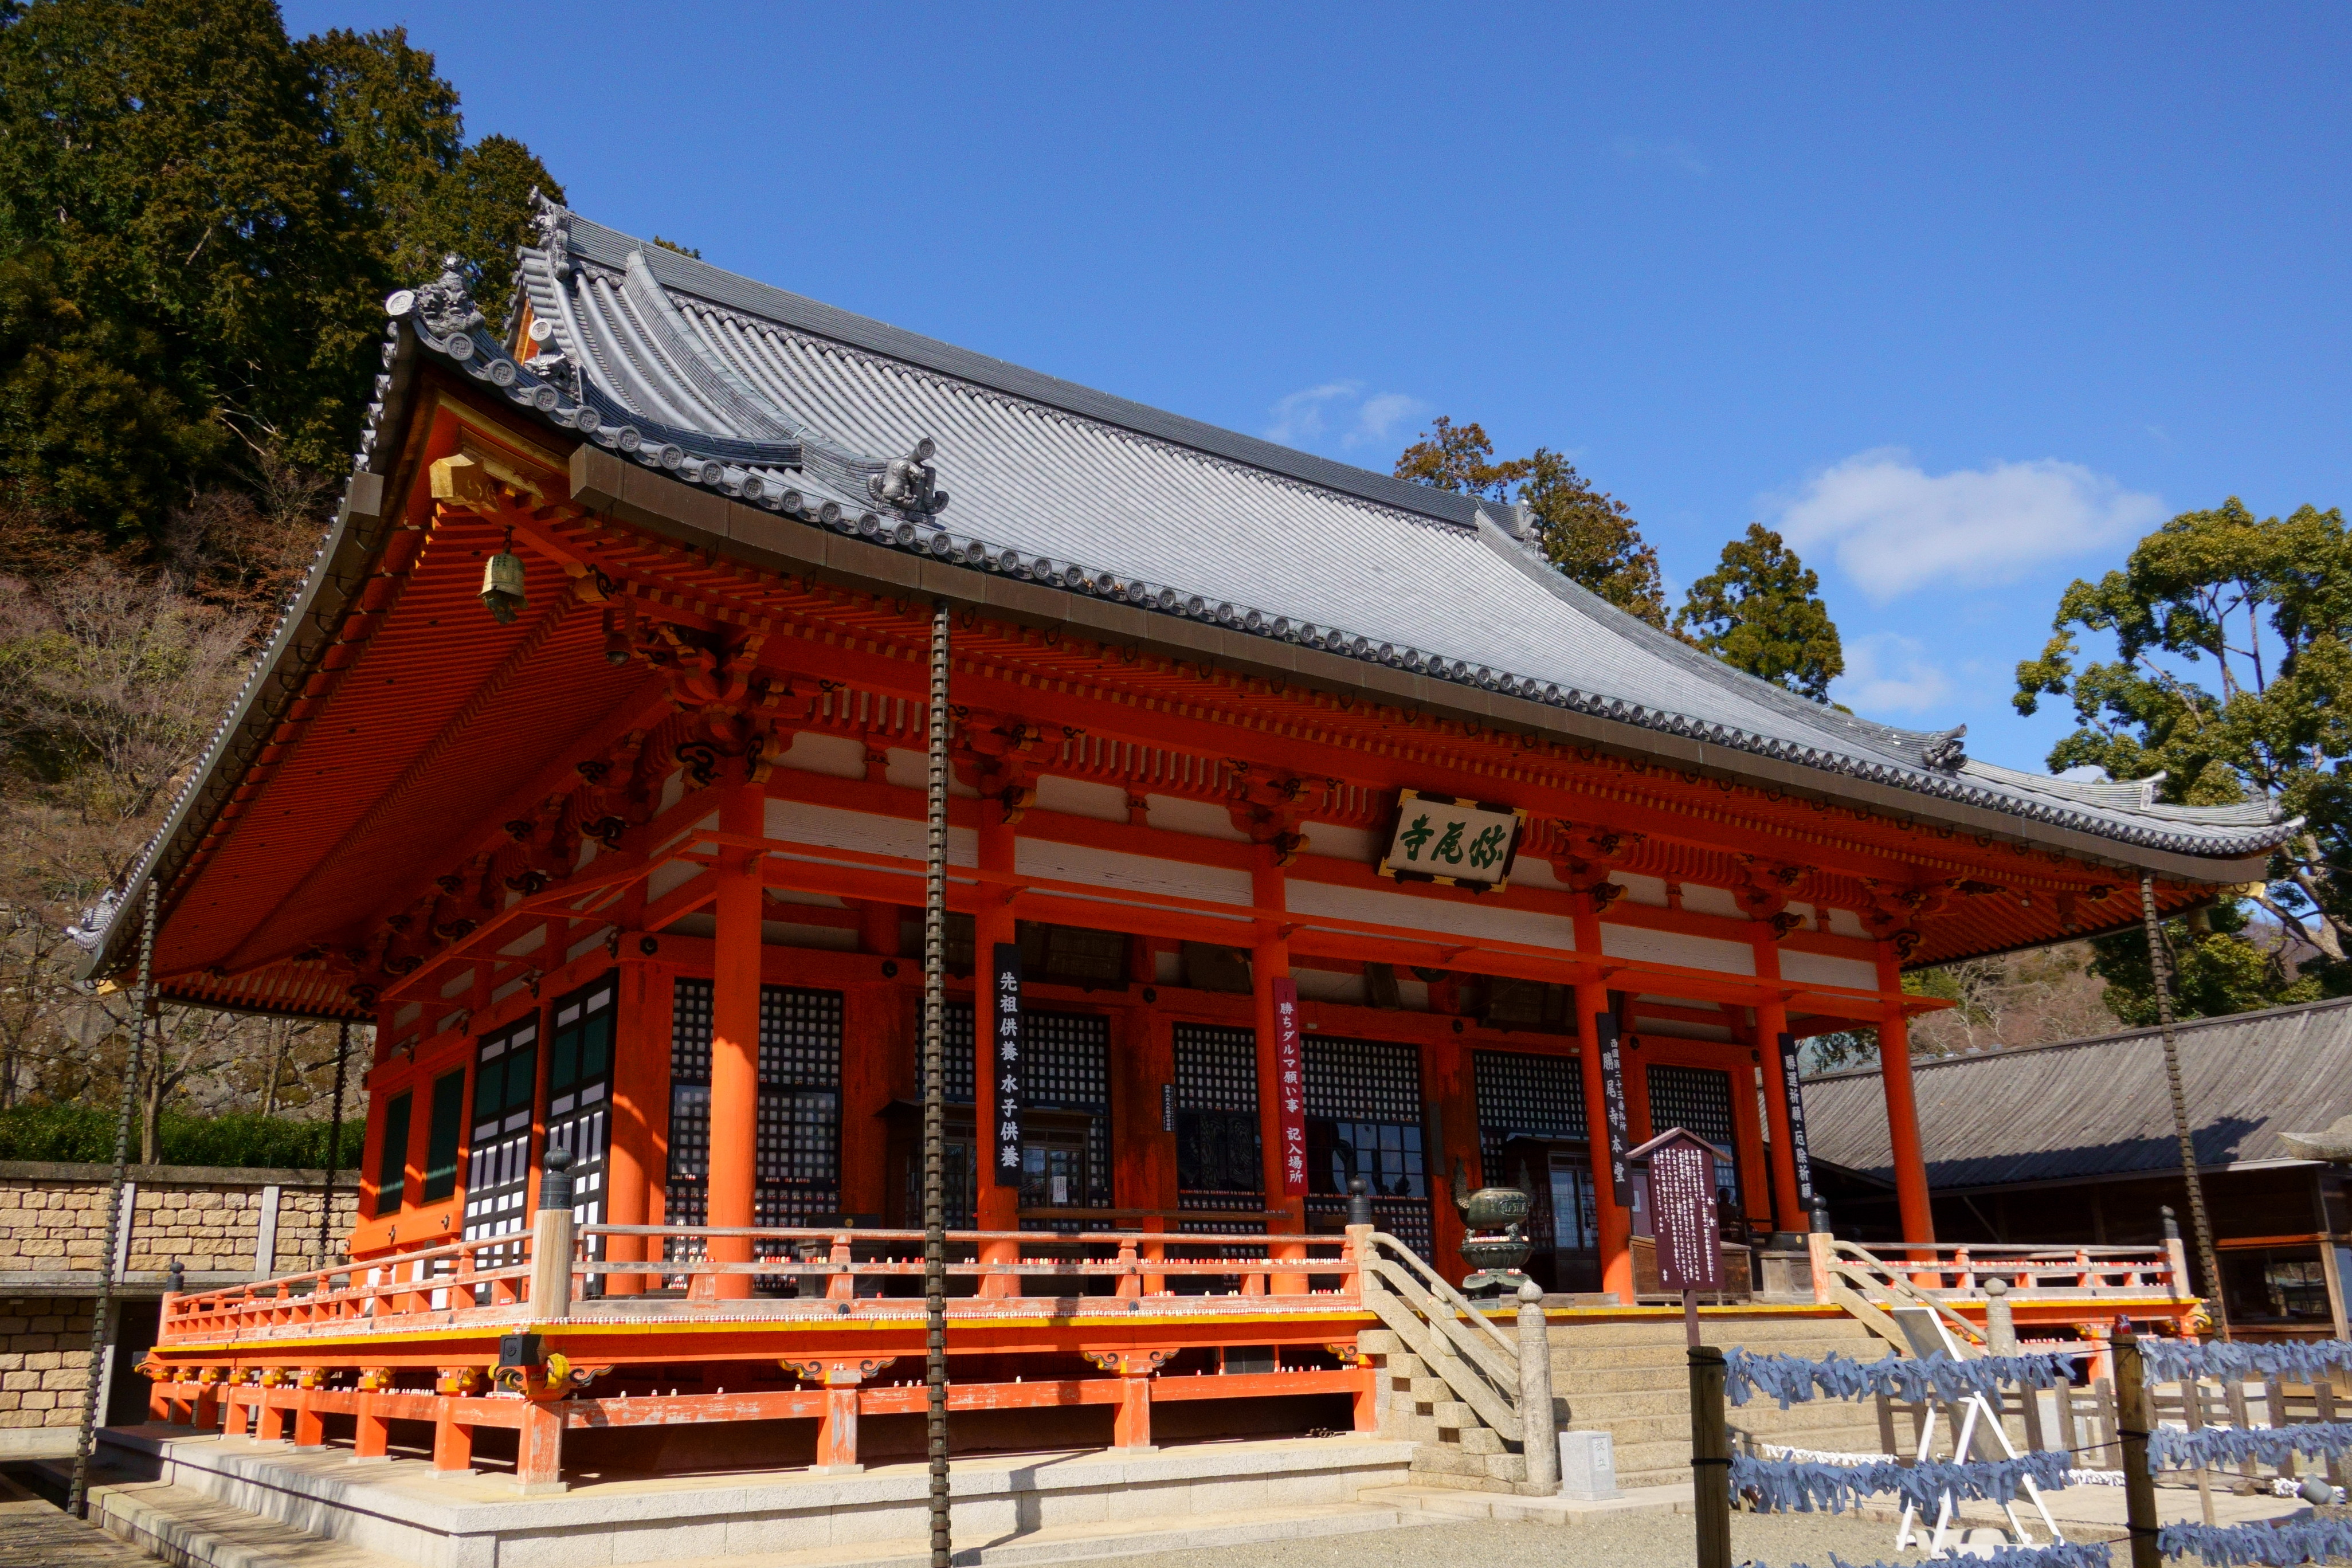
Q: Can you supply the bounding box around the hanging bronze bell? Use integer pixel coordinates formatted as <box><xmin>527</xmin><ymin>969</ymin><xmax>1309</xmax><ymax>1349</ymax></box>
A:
<box><xmin>480</xmin><ymin>549</ymin><xmax>526</xmax><ymax>624</ymax></box>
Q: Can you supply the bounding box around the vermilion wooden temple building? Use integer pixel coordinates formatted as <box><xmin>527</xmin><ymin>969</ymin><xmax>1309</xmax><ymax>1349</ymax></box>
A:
<box><xmin>84</xmin><ymin>198</ymin><xmax>2282</xmax><ymax>1484</ymax></box>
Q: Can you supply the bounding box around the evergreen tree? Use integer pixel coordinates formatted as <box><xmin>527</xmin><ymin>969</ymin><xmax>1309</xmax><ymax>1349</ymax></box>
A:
<box><xmin>0</xmin><ymin>1</ymin><xmax>560</xmax><ymax>541</ymax></box>
<box><xmin>1395</xmin><ymin>418</ymin><xmax>1667</xmax><ymax>626</ymax></box>
<box><xmin>1673</xmin><ymin>523</ymin><xmax>1845</xmax><ymax>700</ymax></box>
<box><xmin>2016</xmin><ymin>496</ymin><xmax>2352</xmax><ymax>1012</ymax></box>
<box><xmin>1517</xmin><ymin>448</ymin><xmax>1667</xmax><ymax>628</ymax></box>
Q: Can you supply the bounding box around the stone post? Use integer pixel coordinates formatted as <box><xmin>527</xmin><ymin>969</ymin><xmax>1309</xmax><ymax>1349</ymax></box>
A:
<box><xmin>1515</xmin><ymin>1279</ymin><xmax>1560</xmax><ymax>1493</ymax></box>
<box><xmin>1984</xmin><ymin>1276</ymin><xmax>2018</xmax><ymax>1355</ymax></box>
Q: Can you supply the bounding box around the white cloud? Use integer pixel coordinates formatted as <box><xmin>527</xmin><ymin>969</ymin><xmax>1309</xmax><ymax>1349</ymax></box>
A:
<box><xmin>1833</xmin><ymin>632</ymin><xmax>1954</xmax><ymax>716</ymax></box>
<box><xmin>1771</xmin><ymin>448</ymin><xmax>2166</xmax><ymax>602</ymax></box>
<box><xmin>1265</xmin><ymin>382</ymin><xmax>1425</xmax><ymax>450</ymax></box>
<box><xmin>1611</xmin><ymin>136</ymin><xmax>1708</xmax><ymax>176</ymax></box>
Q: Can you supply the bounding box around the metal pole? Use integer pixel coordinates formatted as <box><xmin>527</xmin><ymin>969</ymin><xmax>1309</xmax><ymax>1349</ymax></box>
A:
<box><xmin>921</xmin><ymin>599</ymin><xmax>952</xmax><ymax>1568</ymax></box>
<box><xmin>316</xmin><ymin>1020</ymin><xmax>352</xmax><ymax>1271</ymax></box>
<box><xmin>68</xmin><ymin>880</ymin><xmax>158</xmax><ymax>1519</ymax></box>
<box><xmin>2139</xmin><ymin>874</ymin><xmax>2230</xmax><ymax>1340</ymax></box>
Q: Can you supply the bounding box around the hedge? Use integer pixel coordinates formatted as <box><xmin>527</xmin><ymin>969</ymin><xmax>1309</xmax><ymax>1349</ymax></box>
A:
<box><xmin>0</xmin><ymin>1103</ymin><xmax>363</xmax><ymax>1170</ymax></box>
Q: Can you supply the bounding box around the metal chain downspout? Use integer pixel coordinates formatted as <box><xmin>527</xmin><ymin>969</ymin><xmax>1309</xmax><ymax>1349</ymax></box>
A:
<box><xmin>922</xmin><ymin>599</ymin><xmax>953</xmax><ymax>1568</ymax></box>
<box><xmin>68</xmin><ymin>880</ymin><xmax>158</xmax><ymax>1519</ymax></box>
<box><xmin>316</xmin><ymin>1020</ymin><xmax>352</xmax><ymax>1269</ymax></box>
<box><xmin>2140</xmin><ymin>873</ymin><xmax>2231</xmax><ymax>1341</ymax></box>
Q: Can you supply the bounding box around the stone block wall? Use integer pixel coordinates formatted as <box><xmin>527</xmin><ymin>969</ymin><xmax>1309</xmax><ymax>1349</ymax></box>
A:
<box><xmin>0</xmin><ymin>1299</ymin><xmax>93</xmax><ymax>1430</ymax></box>
<box><xmin>0</xmin><ymin>1163</ymin><xmax>359</xmax><ymax>1281</ymax></box>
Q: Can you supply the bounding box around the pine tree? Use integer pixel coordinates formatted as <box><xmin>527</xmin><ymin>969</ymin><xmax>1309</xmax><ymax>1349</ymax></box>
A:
<box><xmin>1674</xmin><ymin>523</ymin><xmax>1845</xmax><ymax>701</ymax></box>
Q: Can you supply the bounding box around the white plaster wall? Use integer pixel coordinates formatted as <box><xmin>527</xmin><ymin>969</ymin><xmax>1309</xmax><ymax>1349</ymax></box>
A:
<box><xmin>1284</xmin><ymin>879</ymin><xmax>1578</xmax><ymax>952</ymax></box>
<box><xmin>1145</xmin><ymin>794</ymin><xmax>1249</xmax><ymax>840</ymax></box>
<box><xmin>778</xmin><ymin>730</ymin><xmax>867</xmax><ymax>779</ymax></box>
<box><xmin>1300</xmin><ymin>821</ymin><xmax>1377</xmax><ymax>865</ymax></box>
<box><xmin>1778</xmin><ymin>950</ymin><xmax>1879</xmax><ymax>993</ymax></box>
<box><xmin>765</xmin><ymin>797</ymin><xmax>978</xmax><ymax>867</ymax></box>
<box><xmin>1598</xmin><ymin>923</ymin><xmax>1755</xmax><ymax>976</ymax></box>
<box><xmin>1678</xmin><ymin>883</ymin><xmax>1745</xmax><ymax>920</ymax></box>
<box><xmin>884</xmin><ymin>747</ymin><xmax>980</xmax><ymax>797</ymax></box>
<box><xmin>1034</xmin><ymin>775</ymin><xmax>1130</xmax><ymax>823</ymax></box>
<box><xmin>1014</xmin><ymin>838</ymin><xmax>1253</xmax><ymax>908</ymax></box>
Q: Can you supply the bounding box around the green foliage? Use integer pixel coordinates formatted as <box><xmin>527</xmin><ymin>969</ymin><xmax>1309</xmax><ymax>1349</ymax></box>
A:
<box><xmin>0</xmin><ymin>2</ymin><xmax>561</xmax><ymax>541</ymax></box>
<box><xmin>2016</xmin><ymin>497</ymin><xmax>2352</xmax><ymax>979</ymax></box>
<box><xmin>1519</xmin><ymin>448</ymin><xmax>1667</xmax><ymax>628</ymax></box>
<box><xmin>0</xmin><ymin>1101</ymin><xmax>362</xmax><ymax>1169</ymax></box>
<box><xmin>1394</xmin><ymin>417</ymin><xmax>1668</xmax><ymax>626</ymax></box>
<box><xmin>1393</xmin><ymin>415</ymin><xmax>1527</xmax><ymax>501</ymax></box>
<box><xmin>649</xmin><ymin>236</ymin><xmax>703</xmax><ymax>260</ymax></box>
<box><xmin>2087</xmin><ymin>904</ymin><xmax>2337</xmax><ymax>1029</ymax></box>
<box><xmin>1675</xmin><ymin>523</ymin><xmax>1845</xmax><ymax>701</ymax></box>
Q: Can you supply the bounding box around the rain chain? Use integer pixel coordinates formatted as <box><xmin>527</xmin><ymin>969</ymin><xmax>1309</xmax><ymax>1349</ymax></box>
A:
<box><xmin>1730</xmin><ymin>1449</ymin><xmax>2075</xmax><ymax>1515</ymax></box>
<box><xmin>1725</xmin><ymin>1348</ymin><xmax>2084</xmax><ymax>1410</ymax></box>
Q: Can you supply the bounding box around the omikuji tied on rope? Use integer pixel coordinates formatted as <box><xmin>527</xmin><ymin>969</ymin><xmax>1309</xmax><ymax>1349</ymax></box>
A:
<box><xmin>2157</xmin><ymin>1516</ymin><xmax>2352</xmax><ymax>1567</ymax></box>
<box><xmin>2149</xmin><ymin>1421</ymin><xmax>2352</xmax><ymax>1471</ymax></box>
<box><xmin>1750</xmin><ymin>1545</ymin><xmax>2112</xmax><ymax>1568</ymax></box>
<box><xmin>1729</xmin><ymin>1449</ymin><xmax>2074</xmax><ymax>1514</ymax></box>
<box><xmin>1724</xmin><ymin>1349</ymin><xmax>2083</xmax><ymax>1410</ymax></box>
<box><xmin>2138</xmin><ymin>1340</ymin><xmax>2352</xmax><ymax>1386</ymax></box>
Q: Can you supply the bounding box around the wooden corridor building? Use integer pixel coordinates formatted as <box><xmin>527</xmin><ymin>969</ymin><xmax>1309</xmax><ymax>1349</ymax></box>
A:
<box><xmin>76</xmin><ymin>199</ymin><xmax>2287</xmax><ymax>1477</ymax></box>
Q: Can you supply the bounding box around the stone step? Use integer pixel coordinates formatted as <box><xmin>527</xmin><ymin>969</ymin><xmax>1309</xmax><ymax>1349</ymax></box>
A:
<box><xmin>99</xmin><ymin>1476</ymin><xmax>1441</xmax><ymax>1568</ymax></box>
<box><xmin>94</xmin><ymin>1480</ymin><xmax>407</xmax><ymax>1567</ymax></box>
<box><xmin>1545</xmin><ymin>1315</ymin><xmax>1871</xmax><ymax>1348</ymax></box>
<box><xmin>1363</xmin><ymin>1482</ymin><xmax>1688</xmax><ymax>1524</ymax></box>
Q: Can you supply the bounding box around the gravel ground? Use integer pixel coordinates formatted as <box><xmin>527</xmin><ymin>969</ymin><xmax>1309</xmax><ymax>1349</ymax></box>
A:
<box><xmin>1100</xmin><ymin>1510</ymin><xmax>2101</xmax><ymax>1568</ymax></box>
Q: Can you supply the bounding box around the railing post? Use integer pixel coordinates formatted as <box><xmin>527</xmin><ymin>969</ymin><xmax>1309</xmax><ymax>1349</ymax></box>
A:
<box><xmin>1983</xmin><ymin>1277</ymin><xmax>2018</xmax><ymax>1355</ymax></box>
<box><xmin>2161</xmin><ymin>1205</ymin><xmax>2192</xmax><ymax>1299</ymax></box>
<box><xmin>2115</xmin><ymin>1324</ymin><xmax>2162</xmax><ymax>1568</ymax></box>
<box><xmin>531</xmin><ymin>1149</ymin><xmax>577</xmax><ymax>1321</ymax></box>
<box><xmin>826</xmin><ymin>1232</ymin><xmax>856</xmax><ymax>1302</ymax></box>
<box><xmin>1115</xmin><ymin>1236</ymin><xmax>1141</xmax><ymax>1299</ymax></box>
<box><xmin>1345</xmin><ymin>1221</ymin><xmax>1375</xmax><ymax>1304</ymax></box>
<box><xmin>1516</xmin><ymin>1280</ymin><xmax>1559</xmax><ymax>1494</ymax></box>
<box><xmin>1806</xmin><ymin>1202</ymin><xmax>1834</xmax><ymax>1305</ymax></box>
<box><xmin>1142</xmin><ymin>1216</ymin><xmax>1167</xmax><ymax>1296</ymax></box>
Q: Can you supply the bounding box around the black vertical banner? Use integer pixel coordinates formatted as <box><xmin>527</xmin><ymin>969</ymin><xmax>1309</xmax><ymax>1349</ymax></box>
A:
<box><xmin>991</xmin><ymin>942</ymin><xmax>1023</xmax><ymax>1188</ymax></box>
<box><xmin>1777</xmin><ymin>1031</ymin><xmax>1814</xmax><ymax>1205</ymax></box>
<box><xmin>1596</xmin><ymin>1010</ymin><xmax>1632</xmax><ymax>1204</ymax></box>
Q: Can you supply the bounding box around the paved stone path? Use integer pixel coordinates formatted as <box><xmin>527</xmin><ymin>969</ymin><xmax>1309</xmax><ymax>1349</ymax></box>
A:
<box><xmin>0</xmin><ymin>1472</ymin><xmax>154</xmax><ymax>1567</ymax></box>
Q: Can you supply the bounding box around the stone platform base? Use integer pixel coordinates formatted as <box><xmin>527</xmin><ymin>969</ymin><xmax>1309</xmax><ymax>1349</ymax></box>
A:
<box><xmin>91</xmin><ymin>1426</ymin><xmax>1425</xmax><ymax>1568</ymax></box>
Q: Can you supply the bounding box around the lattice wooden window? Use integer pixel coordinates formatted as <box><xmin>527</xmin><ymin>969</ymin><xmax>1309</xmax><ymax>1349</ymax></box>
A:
<box><xmin>1644</xmin><ymin>1061</ymin><xmax>1742</xmax><ymax>1206</ymax></box>
<box><xmin>1474</xmin><ymin>1049</ymin><xmax>1587</xmax><ymax>1183</ymax></box>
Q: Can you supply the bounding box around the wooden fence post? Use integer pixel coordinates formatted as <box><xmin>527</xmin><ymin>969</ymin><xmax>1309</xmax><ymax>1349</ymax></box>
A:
<box><xmin>1689</xmin><ymin>1344</ymin><xmax>1731</xmax><ymax>1568</ymax></box>
<box><xmin>2114</xmin><ymin>1324</ymin><xmax>2162</xmax><ymax>1568</ymax></box>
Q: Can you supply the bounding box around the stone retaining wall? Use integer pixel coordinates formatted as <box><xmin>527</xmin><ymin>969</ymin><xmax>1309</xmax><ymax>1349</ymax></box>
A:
<box><xmin>0</xmin><ymin>1161</ymin><xmax>356</xmax><ymax>1436</ymax></box>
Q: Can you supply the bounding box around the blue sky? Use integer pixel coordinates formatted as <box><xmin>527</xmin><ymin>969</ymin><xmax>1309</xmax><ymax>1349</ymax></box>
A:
<box><xmin>285</xmin><ymin>2</ymin><xmax>2352</xmax><ymax>772</ymax></box>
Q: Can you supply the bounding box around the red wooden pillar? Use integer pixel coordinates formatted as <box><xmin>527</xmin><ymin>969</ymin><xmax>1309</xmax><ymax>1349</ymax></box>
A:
<box><xmin>223</xmin><ymin>1389</ymin><xmax>249</xmax><ymax>1437</ymax></box>
<box><xmin>838</xmin><ymin>982</ymin><xmax>903</xmax><ymax>1222</ymax></box>
<box><xmin>1251</xmin><ymin>847</ymin><xmax>1306</xmax><ymax>1285</ymax></box>
<box><xmin>1423</xmin><ymin>1034</ymin><xmax>1477</xmax><ymax>1285</ymax></box>
<box><xmin>707</xmin><ymin>779</ymin><xmax>765</xmax><ymax>1300</ymax></box>
<box><xmin>292</xmin><ymin>1379</ymin><xmax>324</xmax><ymax>1448</ymax></box>
<box><xmin>1876</xmin><ymin>945</ymin><xmax>1936</xmax><ymax>1248</ymax></box>
<box><xmin>1571</xmin><ymin>897</ymin><xmax>1633</xmax><ymax>1302</ymax></box>
<box><xmin>814</xmin><ymin>1361</ymin><xmax>868</xmax><ymax>1471</ymax></box>
<box><xmin>256</xmin><ymin>1388</ymin><xmax>285</xmax><ymax>1443</ymax></box>
<box><xmin>353</xmin><ymin>1378</ymin><xmax>389</xmax><ymax>1461</ymax></box>
<box><xmin>432</xmin><ymin>1370</ymin><xmax>477</xmax><ymax>1472</ymax></box>
<box><xmin>975</xmin><ymin>800</ymin><xmax>1020</xmax><ymax>1293</ymax></box>
<box><xmin>603</xmin><ymin>961</ymin><xmax>668</xmax><ymax>1295</ymax></box>
<box><xmin>1752</xmin><ymin>935</ymin><xmax>1805</xmax><ymax>1240</ymax></box>
<box><xmin>517</xmin><ymin>1397</ymin><xmax>564</xmax><ymax>1489</ymax></box>
<box><xmin>1112</xmin><ymin>996</ymin><xmax>1175</xmax><ymax>1214</ymax></box>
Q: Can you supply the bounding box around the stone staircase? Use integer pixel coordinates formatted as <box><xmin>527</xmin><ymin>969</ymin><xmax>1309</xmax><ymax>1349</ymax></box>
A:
<box><xmin>1367</xmin><ymin>1304</ymin><xmax>1892</xmax><ymax>1495</ymax></box>
<box><xmin>1554</xmin><ymin>1310</ymin><xmax>1893</xmax><ymax>1490</ymax></box>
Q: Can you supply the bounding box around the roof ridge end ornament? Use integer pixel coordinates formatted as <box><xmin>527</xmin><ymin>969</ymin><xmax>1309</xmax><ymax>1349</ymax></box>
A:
<box><xmin>1920</xmin><ymin>724</ymin><xmax>1967</xmax><ymax>770</ymax></box>
<box><xmin>869</xmin><ymin>437</ymin><xmax>950</xmax><ymax>517</ymax></box>
<box><xmin>527</xmin><ymin>187</ymin><xmax>571</xmax><ymax>279</ymax></box>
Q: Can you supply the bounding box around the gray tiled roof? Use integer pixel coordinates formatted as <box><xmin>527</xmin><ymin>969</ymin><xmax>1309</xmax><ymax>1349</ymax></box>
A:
<box><xmin>1800</xmin><ymin>995</ymin><xmax>2352</xmax><ymax>1186</ymax></box>
<box><xmin>411</xmin><ymin>201</ymin><xmax>2290</xmax><ymax>861</ymax></box>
